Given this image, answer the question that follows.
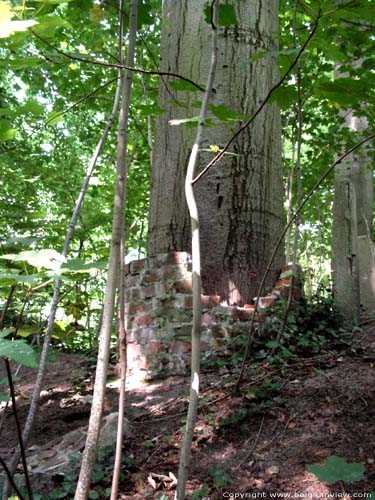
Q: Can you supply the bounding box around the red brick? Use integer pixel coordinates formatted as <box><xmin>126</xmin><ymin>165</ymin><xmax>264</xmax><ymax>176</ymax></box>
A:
<box><xmin>146</xmin><ymin>341</ymin><xmax>164</xmax><ymax>355</ymax></box>
<box><xmin>200</xmin><ymin>341</ymin><xmax>210</xmax><ymax>351</ymax></box>
<box><xmin>130</xmin><ymin>258</ymin><xmax>148</xmax><ymax>274</ymax></box>
<box><xmin>127</xmin><ymin>302</ymin><xmax>152</xmax><ymax>316</ymax></box>
<box><xmin>170</xmin><ymin>340</ymin><xmax>191</xmax><ymax>354</ymax></box>
<box><xmin>137</xmin><ymin>314</ymin><xmax>154</xmax><ymax>327</ymax></box>
<box><xmin>142</xmin><ymin>284</ymin><xmax>157</xmax><ymax>298</ymax></box>
<box><xmin>275</xmin><ymin>277</ymin><xmax>292</xmax><ymax>287</ymax></box>
<box><xmin>141</xmin><ymin>270</ymin><xmax>159</xmax><ymax>284</ymax></box>
<box><xmin>231</xmin><ymin>307</ymin><xmax>257</xmax><ymax>321</ymax></box>
<box><xmin>173</xmin><ymin>280</ymin><xmax>193</xmax><ymax>294</ymax></box>
<box><xmin>155</xmin><ymin>251</ymin><xmax>191</xmax><ymax>268</ymax></box>
<box><xmin>161</xmin><ymin>266</ymin><xmax>179</xmax><ymax>280</ymax></box>
<box><xmin>244</xmin><ymin>304</ymin><xmax>256</xmax><ymax>311</ymax></box>
<box><xmin>201</xmin><ymin>295</ymin><xmax>221</xmax><ymax>308</ymax></box>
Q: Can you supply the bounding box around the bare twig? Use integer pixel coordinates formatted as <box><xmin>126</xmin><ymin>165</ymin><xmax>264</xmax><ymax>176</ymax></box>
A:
<box><xmin>31</xmin><ymin>29</ymin><xmax>205</xmax><ymax>92</ymax></box>
<box><xmin>235</xmin><ymin>415</ymin><xmax>265</xmax><ymax>469</ymax></box>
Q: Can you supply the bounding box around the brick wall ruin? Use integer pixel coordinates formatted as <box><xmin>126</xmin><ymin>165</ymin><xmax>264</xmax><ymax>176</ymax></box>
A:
<box><xmin>125</xmin><ymin>252</ymin><xmax>303</xmax><ymax>379</ymax></box>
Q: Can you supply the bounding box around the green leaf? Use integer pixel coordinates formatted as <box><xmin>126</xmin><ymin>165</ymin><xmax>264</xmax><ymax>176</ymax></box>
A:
<box><xmin>32</xmin><ymin>15</ymin><xmax>72</xmax><ymax>38</ymax></box>
<box><xmin>208</xmin><ymin>103</ymin><xmax>248</xmax><ymax>122</ymax></box>
<box><xmin>7</xmin><ymin>57</ymin><xmax>44</xmax><ymax>70</ymax></box>
<box><xmin>0</xmin><ymin>249</ymin><xmax>65</xmax><ymax>271</ymax></box>
<box><xmin>269</xmin><ymin>85</ymin><xmax>297</xmax><ymax>110</ymax></box>
<box><xmin>308</xmin><ymin>456</ymin><xmax>365</xmax><ymax>485</ymax></box>
<box><xmin>0</xmin><ymin>337</ymin><xmax>38</xmax><ymax>368</ymax></box>
<box><xmin>0</xmin><ymin>121</ymin><xmax>17</xmax><ymax>141</ymax></box>
<box><xmin>46</xmin><ymin>110</ymin><xmax>64</xmax><ymax>126</ymax></box>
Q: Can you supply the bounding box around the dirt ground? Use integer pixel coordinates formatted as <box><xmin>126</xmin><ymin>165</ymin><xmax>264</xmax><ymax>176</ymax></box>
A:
<box><xmin>1</xmin><ymin>327</ymin><xmax>375</xmax><ymax>499</ymax></box>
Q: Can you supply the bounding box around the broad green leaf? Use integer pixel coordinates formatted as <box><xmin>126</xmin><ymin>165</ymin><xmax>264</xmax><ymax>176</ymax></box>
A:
<box><xmin>0</xmin><ymin>249</ymin><xmax>65</xmax><ymax>271</ymax></box>
<box><xmin>7</xmin><ymin>57</ymin><xmax>44</xmax><ymax>69</ymax></box>
<box><xmin>0</xmin><ymin>337</ymin><xmax>38</xmax><ymax>368</ymax></box>
<box><xmin>17</xmin><ymin>324</ymin><xmax>39</xmax><ymax>338</ymax></box>
<box><xmin>46</xmin><ymin>110</ymin><xmax>64</xmax><ymax>126</ymax></box>
<box><xmin>0</xmin><ymin>273</ymin><xmax>43</xmax><ymax>286</ymax></box>
<box><xmin>308</xmin><ymin>456</ymin><xmax>365</xmax><ymax>485</ymax></box>
<box><xmin>61</xmin><ymin>258</ymin><xmax>107</xmax><ymax>273</ymax></box>
<box><xmin>0</xmin><ymin>121</ymin><xmax>17</xmax><ymax>141</ymax></box>
<box><xmin>269</xmin><ymin>85</ymin><xmax>297</xmax><ymax>110</ymax></box>
<box><xmin>32</xmin><ymin>15</ymin><xmax>72</xmax><ymax>38</ymax></box>
<box><xmin>208</xmin><ymin>103</ymin><xmax>248</xmax><ymax>122</ymax></box>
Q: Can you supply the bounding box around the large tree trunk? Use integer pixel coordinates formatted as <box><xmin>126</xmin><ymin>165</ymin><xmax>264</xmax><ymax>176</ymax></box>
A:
<box><xmin>148</xmin><ymin>0</ymin><xmax>284</xmax><ymax>305</ymax></box>
<box><xmin>332</xmin><ymin>110</ymin><xmax>374</xmax><ymax>325</ymax></box>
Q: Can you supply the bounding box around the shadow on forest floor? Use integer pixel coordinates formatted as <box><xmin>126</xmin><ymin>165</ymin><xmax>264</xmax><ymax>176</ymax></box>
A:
<box><xmin>1</xmin><ymin>329</ymin><xmax>375</xmax><ymax>499</ymax></box>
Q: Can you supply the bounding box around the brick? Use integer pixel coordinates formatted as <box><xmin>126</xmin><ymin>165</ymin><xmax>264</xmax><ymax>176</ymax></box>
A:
<box><xmin>231</xmin><ymin>307</ymin><xmax>257</xmax><ymax>321</ymax></box>
<box><xmin>130</xmin><ymin>258</ymin><xmax>148</xmax><ymax>274</ymax></box>
<box><xmin>154</xmin><ymin>251</ymin><xmax>191</xmax><ymax>268</ymax></box>
<box><xmin>126</xmin><ymin>287</ymin><xmax>141</xmax><ymax>301</ymax></box>
<box><xmin>200</xmin><ymin>341</ymin><xmax>210</xmax><ymax>351</ymax></box>
<box><xmin>127</xmin><ymin>302</ymin><xmax>152</xmax><ymax>316</ymax></box>
<box><xmin>146</xmin><ymin>341</ymin><xmax>164</xmax><ymax>355</ymax></box>
<box><xmin>202</xmin><ymin>312</ymin><xmax>217</xmax><ymax>325</ymax></box>
<box><xmin>140</xmin><ymin>270</ymin><xmax>160</xmax><ymax>285</ymax></box>
<box><xmin>258</xmin><ymin>295</ymin><xmax>278</xmax><ymax>309</ymax></box>
<box><xmin>142</xmin><ymin>284</ymin><xmax>157</xmax><ymax>299</ymax></box>
<box><xmin>137</xmin><ymin>314</ymin><xmax>155</xmax><ymax>327</ymax></box>
<box><xmin>201</xmin><ymin>295</ymin><xmax>221</xmax><ymax>308</ymax></box>
<box><xmin>275</xmin><ymin>277</ymin><xmax>293</xmax><ymax>287</ymax></box>
<box><xmin>170</xmin><ymin>340</ymin><xmax>191</xmax><ymax>354</ymax></box>
<box><xmin>173</xmin><ymin>280</ymin><xmax>193</xmax><ymax>294</ymax></box>
<box><xmin>125</xmin><ymin>275</ymin><xmax>142</xmax><ymax>288</ymax></box>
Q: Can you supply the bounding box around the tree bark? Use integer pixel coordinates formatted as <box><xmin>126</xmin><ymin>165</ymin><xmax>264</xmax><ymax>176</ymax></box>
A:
<box><xmin>147</xmin><ymin>0</ymin><xmax>284</xmax><ymax>305</ymax></box>
<box><xmin>332</xmin><ymin>108</ymin><xmax>374</xmax><ymax>325</ymax></box>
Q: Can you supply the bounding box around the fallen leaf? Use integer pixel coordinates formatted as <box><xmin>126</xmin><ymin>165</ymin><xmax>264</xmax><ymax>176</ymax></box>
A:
<box><xmin>134</xmin><ymin>479</ymin><xmax>145</xmax><ymax>493</ymax></box>
<box><xmin>147</xmin><ymin>474</ymin><xmax>157</xmax><ymax>489</ymax></box>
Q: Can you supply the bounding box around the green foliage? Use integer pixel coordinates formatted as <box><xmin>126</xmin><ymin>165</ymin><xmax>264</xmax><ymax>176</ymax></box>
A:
<box><xmin>208</xmin><ymin>465</ymin><xmax>231</xmax><ymax>488</ymax></box>
<box><xmin>0</xmin><ymin>330</ymin><xmax>38</xmax><ymax>367</ymax></box>
<box><xmin>308</xmin><ymin>455</ymin><xmax>365</xmax><ymax>485</ymax></box>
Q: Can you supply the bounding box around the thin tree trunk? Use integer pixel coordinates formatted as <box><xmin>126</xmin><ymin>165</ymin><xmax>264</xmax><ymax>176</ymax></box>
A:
<box><xmin>2</xmin><ymin>21</ymin><xmax>124</xmax><ymax>500</ymax></box>
<box><xmin>74</xmin><ymin>2</ymin><xmax>138</xmax><ymax>499</ymax></box>
<box><xmin>110</xmin><ymin>239</ymin><xmax>127</xmax><ymax>500</ymax></box>
<box><xmin>175</xmin><ymin>3</ymin><xmax>218</xmax><ymax>499</ymax></box>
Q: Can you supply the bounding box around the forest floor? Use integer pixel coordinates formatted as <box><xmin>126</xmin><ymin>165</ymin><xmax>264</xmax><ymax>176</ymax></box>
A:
<box><xmin>1</xmin><ymin>326</ymin><xmax>375</xmax><ymax>499</ymax></box>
